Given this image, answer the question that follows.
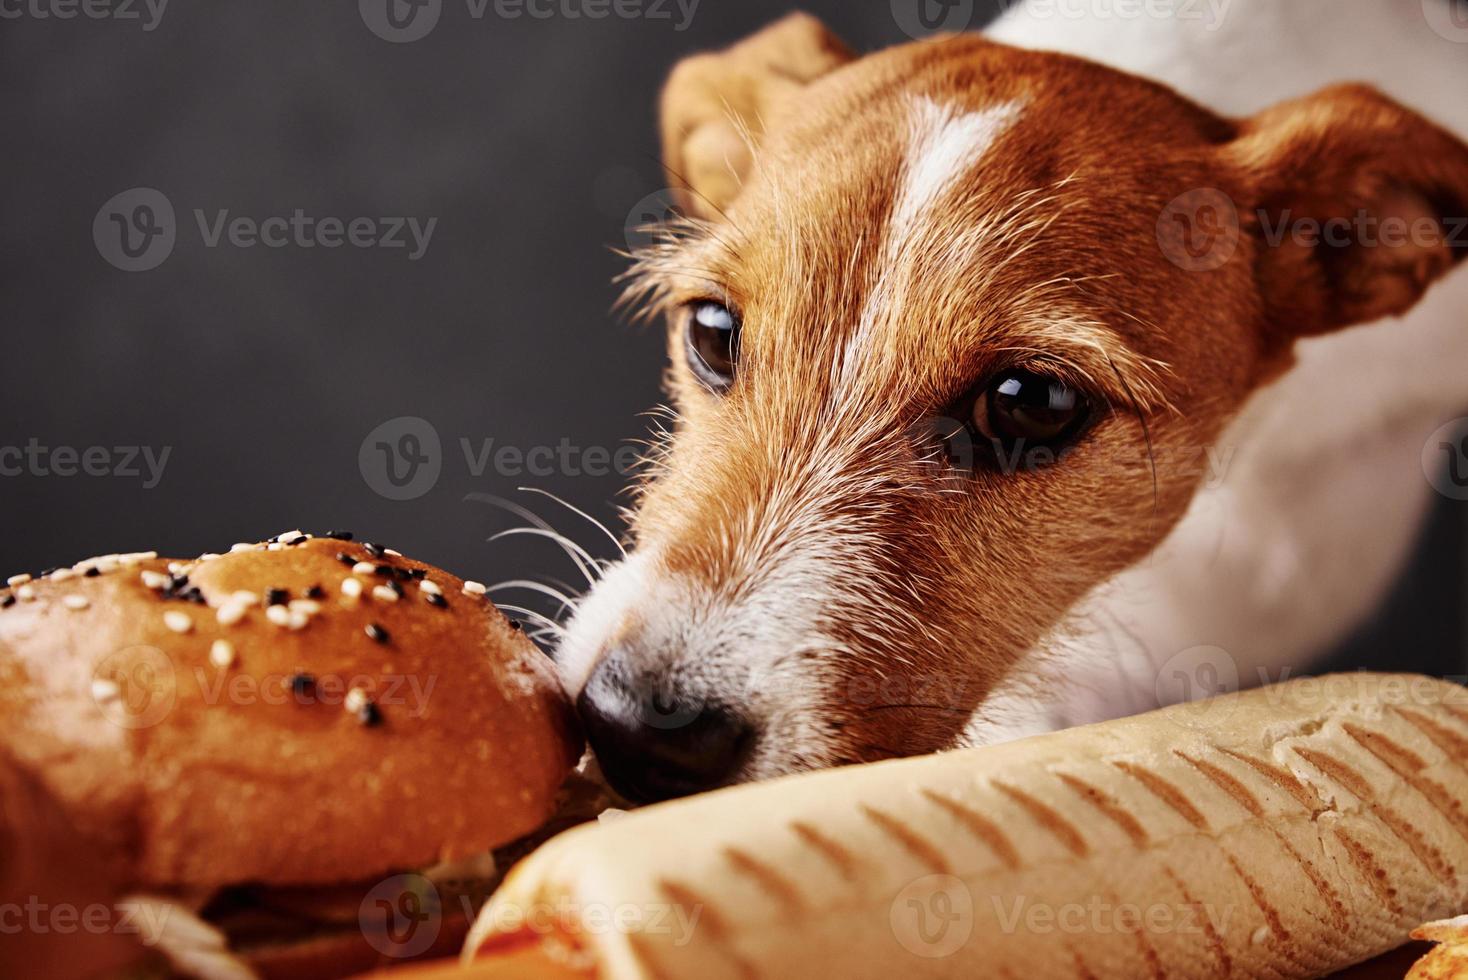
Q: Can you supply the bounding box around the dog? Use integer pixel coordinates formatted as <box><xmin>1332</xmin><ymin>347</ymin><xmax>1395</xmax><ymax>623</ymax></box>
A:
<box><xmin>554</xmin><ymin>1</ymin><xmax>1468</xmax><ymax>803</ymax></box>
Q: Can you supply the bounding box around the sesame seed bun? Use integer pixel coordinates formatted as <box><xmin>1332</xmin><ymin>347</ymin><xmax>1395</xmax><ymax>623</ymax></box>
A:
<box><xmin>0</xmin><ymin>534</ymin><xmax>581</xmax><ymax>893</ymax></box>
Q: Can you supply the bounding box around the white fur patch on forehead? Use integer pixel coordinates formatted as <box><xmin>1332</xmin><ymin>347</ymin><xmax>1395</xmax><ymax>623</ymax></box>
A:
<box><xmin>838</xmin><ymin>96</ymin><xmax>1023</xmax><ymax>385</ymax></box>
<box><xmin>892</xmin><ymin>96</ymin><xmax>1024</xmax><ymax>244</ymax></box>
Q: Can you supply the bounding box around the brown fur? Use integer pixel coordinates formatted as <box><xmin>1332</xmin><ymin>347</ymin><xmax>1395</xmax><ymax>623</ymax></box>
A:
<box><xmin>604</xmin><ymin>14</ymin><xmax>1468</xmax><ymax>768</ymax></box>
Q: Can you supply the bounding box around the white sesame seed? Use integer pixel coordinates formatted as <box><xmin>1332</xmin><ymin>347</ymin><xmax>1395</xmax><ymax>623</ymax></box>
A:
<box><xmin>462</xmin><ymin>580</ymin><xmax>487</xmax><ymax>596</ymax></box>
<box><xmin>230</xmin><ymin>542</ymin><xmax>256</xmax><ymax>553</ymax></box>
<box><xmin>7</xmin><ymin>574</ymin><xmax>31</xmax><ymax>587</ymax></box>
<box><xmin>289</xmin><ymin>599</ymin><xmax>321</xmax><ymax>615</ymax></box>
<box><xmin>344</xmin><ymin>687</ymin><xmax>369</xmax><ymax>713</ymax></box>
<box><xmin>16</xmin><ymin>585</ymin><xmax>36</xmax><ymax>602</ymax></box>
<box><xmin>210</xmin><ymin>640</ymin><xmax>236</xmax><ymax>668</ymax></box>
<box><xmin>286</xmin><ymin>611</ymin><xmax>309</xmax><ymax>630</ymax></box>
<box><xmin>141</xmin><ymin>570</ymin><xmax>170</xmax><ymax>590</ymax></box>
<box><xmin>266</xmin><ymin>542</ymin><xmax>284</xmax><ymax>551</ymax></box>
<box><xmin>385</xmin><ymin>548</ymin><xmax>402</xmax><ymax>557</ymax></box>
<box><xmin>199</xmin><ymin>553</ymin><xmax>221</xmax><ymax>562</ymax></box>
<box><xmin>341</xmin><ymin>578</ymin><xmax>363</xmax><ymax>599</ymax></box>
<box><xmin>265</xmin><ymin>605</ymin><xmax>291</xmax><ymax>627</ymax></box>
<box><xmin>92</xmin><ymin>558</ymin><xmax>119</xmax><ymax>574</ymax></box>
<box><xmin>232</xmin><ymin>590</ymin><xmax>261</xmax><ymax>606</ymax></box>
<box><xmin>352</xmin><ymin>562</ymin><xmax>376</xmax><ymax>576</ymax></box>
<box><xmin>166</xmin><ymin>561</ymin><xmax>185</xmax><ymax>575</ymax></box>
<box><xmin>91</xmin><ymin>678</ymin><xmax>120</xmax><ymax>703</ymax></box>
<box><xmin>419</xmin><ymin>579</ymin><xmax>442</xmax><ymax>596</ymax></box>
<box><xmin>216</xmin><ymin>602</ymin><xmax>247</xmax><ymax>626</ymax></box>
<box><xmin>51</xmin><ymin>568</ymin><xmax>76</xmax><ymax>582</ymax></box>
<box><xmin>372</xmin><ymin>585</ymin><xmax>400</xmax><ymax>603</ymax></box>
<box><xmin>138</xmin><ymin>551</ymin><xmax>158</xmax><ymax>560</ymax></box>
<box><xmin>62</xmin><ymin>595</ymin><xmax>89</xmax><ymax>611</ymax></box>
<box><xmin>163</xmin><ymin>610</ymin><xmax>192</xmax><ymax>634</ymax></box>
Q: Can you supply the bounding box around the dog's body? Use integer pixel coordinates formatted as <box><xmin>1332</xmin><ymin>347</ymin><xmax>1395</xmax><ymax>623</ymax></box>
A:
<box><xmin>561</xmin><ymin>2</ymin><xmax>1468</xmax><ymax>802</ymax></box>
<box><xmin>970</xmin><ymin>0</ymin><xmax>1468</xmax><ymax>742</ymax></box>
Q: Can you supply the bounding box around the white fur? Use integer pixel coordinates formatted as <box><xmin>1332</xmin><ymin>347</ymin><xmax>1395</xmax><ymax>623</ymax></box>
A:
<box><xmin>972</xmin><ymin>0</ymin><xmax>1468</xmax><ymax>743</ymax></box>
<box><xmin>844</xmin><ymin>97</ymin><xmax>1023</xmax><ymax>381</ymax></box>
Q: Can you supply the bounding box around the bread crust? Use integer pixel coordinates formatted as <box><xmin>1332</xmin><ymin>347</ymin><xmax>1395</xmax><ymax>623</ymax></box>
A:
<box><xmin>0</xmin><ymin>536</ymin><xmax>580</xmax><ymax>891</ymax></box>
<box><xmin>465</xmin><ymin>673</ymin><xmax>1468</xmax><ymax>979</ymax></box>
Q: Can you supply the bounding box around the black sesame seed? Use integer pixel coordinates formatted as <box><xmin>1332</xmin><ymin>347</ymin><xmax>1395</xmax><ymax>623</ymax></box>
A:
<box><xmin>324</xmin><ymin>530</ymin><xmax>354</xmax><ymax>541</ymax></box>
<box><xmin>335</xmin><ymin>552</ymin><xmax>357</xmax><ymax>567</ymax></box>
<box><xmin>84</xmin><ymin>566</ymin><xmax>101</xmax><ymax>578</ymax></box>
<box><xmin>357</xmin><ymin>702</ymin><xmax>383</xmax><ymax>728</ymax></box>
<box><xmin>365</xmin><ymin>623</ymin><xmax>389</xmax><ymax>644</ymax></box>
<box><xmin>183</xmin><ymin>587</ymin><xmax>207</xmax><ymax>605</ymax></box>
<box><xmin>386</xmin><ymin>580</ymin><xmax>404</xmax><ymax>597</ymax></box>
<box><xmin>363</xmin><ymin>542</ymin><xmax>385</xmax><ymax>558</ymax></box>
<box><xmin>289</xmin><ymin>673</ymin><xmax>315</xmax><ymax>697</ymax></box>
<box><xmin>373</xmin><ymin>564</ymin><xmax>393</xmax><ymax>577</ymax></box>
<box><xmin>408</xmin><ymin>568</ymin><xmax>426</xmax><ymax>580</ymax></box>
<box><xmin>508</xmin><ymin>618</ymin><xmax>523</xmax><ymax>632</ymax></box>
<box><xmin>306</xmin><ymin>585</ymin><xmax>325</xmax><ymax>600</ymax></box>
<box><xmin>1</xmin><ymin>595</ymin><xmax>14</xmax><ymax>609</ymax></box>
<box><xmin>266</xmin><ymin>588</ymin><xmax>289</xmax><ymax>606</ymax></box>
<box><xmin>391</xmin><ymin>566</ymin><xmax>413</xmax><ymax>582</ymax></box>
<box><xmin>425</xmin><ymin>592</ymin><xmax>446</xmax><ymax>608</ymax></box>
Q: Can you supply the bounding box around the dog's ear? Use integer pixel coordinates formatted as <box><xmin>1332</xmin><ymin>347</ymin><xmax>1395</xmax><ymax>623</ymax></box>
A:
<box><xmin>1226</xmin><ymin>84</ymin><xmax>1468</xmax><ymax>344</ymax></box>
<box><xmin>660</xmin><ymin>13</ymin><xmax>853</xmax><ymax>218</ymax></box>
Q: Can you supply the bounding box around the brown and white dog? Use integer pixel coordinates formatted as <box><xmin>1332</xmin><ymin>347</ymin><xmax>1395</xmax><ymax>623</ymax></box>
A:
<box><xmin>558</xmin><ymin>1</ymin><xmax>1468</xmax><ymax>803</ymax></box>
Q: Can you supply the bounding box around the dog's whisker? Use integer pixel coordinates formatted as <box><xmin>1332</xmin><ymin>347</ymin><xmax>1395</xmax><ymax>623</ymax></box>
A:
<box><xmin>518</xmin><ymin>486</ymin><xmax>627</xmax><ymax>558</ymax></box>
<box><xmin>493</xmin><ymin>603</ymin><xmax>567</xmax><ymax>637</ymax></box>
<box><xmin>465</xmin><ymin>491</ymin><xmax>604</xmax><ymax>585</ymax></box>
<box><xmin>487</xmin><ymin>527</ymin><xmax>601</xmax><ymax>586</ymax></box>
<box><xmin>487</xmin><ymin>579</ymin><xmax>578</xmax><ymax>616</ymax></box>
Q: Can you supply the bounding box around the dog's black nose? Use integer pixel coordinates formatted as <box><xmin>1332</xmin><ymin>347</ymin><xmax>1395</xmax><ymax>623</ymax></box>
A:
<box><xmin>577</xmin><ymin>657</ymin><xmax>752</xmax><ymax>804</ymax></box>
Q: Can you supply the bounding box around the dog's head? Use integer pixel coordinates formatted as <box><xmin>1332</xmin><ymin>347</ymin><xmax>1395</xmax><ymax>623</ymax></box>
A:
<box><xmin>560</xmin><ymin>13</ymin><xmax>1468</xmax><ymax>802</ymax></box>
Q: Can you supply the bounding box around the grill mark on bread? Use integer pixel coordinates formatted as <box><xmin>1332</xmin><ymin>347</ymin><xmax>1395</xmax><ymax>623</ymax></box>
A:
<box><xmin>658</xmin><ymin>878</ymin><xmax>727</xmax><ymax>940</ymax></box>
<box><xmin>1341</xmin><ymin>724</ymin><xmax>1468</xmax><ymax>842</ymax></box>
<box><xmin>920</xmin><ymin>789</ymin><xmax>1022</xmax><ymax>868</ymax></box>
<box><xmin>1223</xmin><ymin>851</ymin><xmax>1289</xmax><ymax>941</ymax></box>
<box><xmin>1175</xmin><ymin>751</ymin><xmax>1264</xmax><ymax>816</ymax></box>
<box><xmin>1162</xmin><ymin>866</ymin><xmax>1231</xmax><ymax>976</ymax></box>
<box><xmin>992</xmin><ymin>781</ymin><xmax>1089</xmax><ymax>858</ymax></box>
<box><xmin>626</xmin><ymin>932</ymin><xmax>672</xmax><ymax>980</ymax></box>
<box><xmin>1333</xmin><ymin>826</ymin><xmax>1402</xmax><ymax>916</ymax></box>
<box><xmin>1219</xmin><ymin>748</ymin><xmax>1322</xmax><ymax>813</ymax></box>
<box><xmin>1054</xmin><ymin>772</ymin><xmax>1148</xmax><ymax>848</ymax></box>
<box><xmin>790</xmin><ymin>820</ymin><xmax>862</xmax><ymax>882</ymax></box>
<box><xmin>1108</xmin><ymin>888</ymin><xmax>1166</xmax><ymax>980</ymax></box>
<box><xmin>1396</xmin><ymin>707</ymin><xmax>1468</xmax><ymax>761</ymax></box>
<box><xmin>1111</xmin><ymin>761</ymin><xmax>1209</xmax><ymax>831</ymax></box>
<box><xmin>723</xmin><ymin>846</ymin><xmax>805</xmax><ymax>915</ymax></box>
<box><xmin>1071</xmin><ymin>948</ymin><xmax>1100</xmax><ymax>980</ymax></box>
<box><xmin>1266</xmin><ymin>823</ymin><xmax>1350</xmax><ymax>930</ymax></box>
<box><xmin>1291</xmin><ymin>745</ymin><xmax>1453</xmax><ymax>880</ymax></box>
<box><xmin>860</xmin><ymin>804</ymin><xmax>949</xmax><ymax>873</ymax></box>
<box><xmin>656</xmin><ymin>880</ymin><xmax>759</xmax><ymax>980</ymax></box>
<box><xmin>1439</xmin><ymin>701</ymin><xmax>1468</xmax><ymax>730</ymax></box>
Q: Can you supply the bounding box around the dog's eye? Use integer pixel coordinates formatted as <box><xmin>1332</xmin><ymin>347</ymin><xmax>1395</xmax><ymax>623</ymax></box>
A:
<box><xmin>684</xmin><ymin>301</ymin><xmax>740</xmax><ymax>393</ymax></box>
<box><xmin>971</xmin><ymin>370</ymin><xmax>1092</xmax><ymax>461</ymax></box>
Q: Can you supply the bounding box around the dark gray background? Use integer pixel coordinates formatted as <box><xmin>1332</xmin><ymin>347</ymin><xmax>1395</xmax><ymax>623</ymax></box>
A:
<box><xmin>0</xmin><ymin>0</ymin><xmax>1461</xmax><ymax>674</ymax></box>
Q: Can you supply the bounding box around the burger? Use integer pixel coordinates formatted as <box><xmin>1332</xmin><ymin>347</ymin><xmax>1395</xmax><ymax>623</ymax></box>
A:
<box><xmin>0</xmin><ymin>532</ymin><xmax>583</xmax><ymax>978</ymax></box>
